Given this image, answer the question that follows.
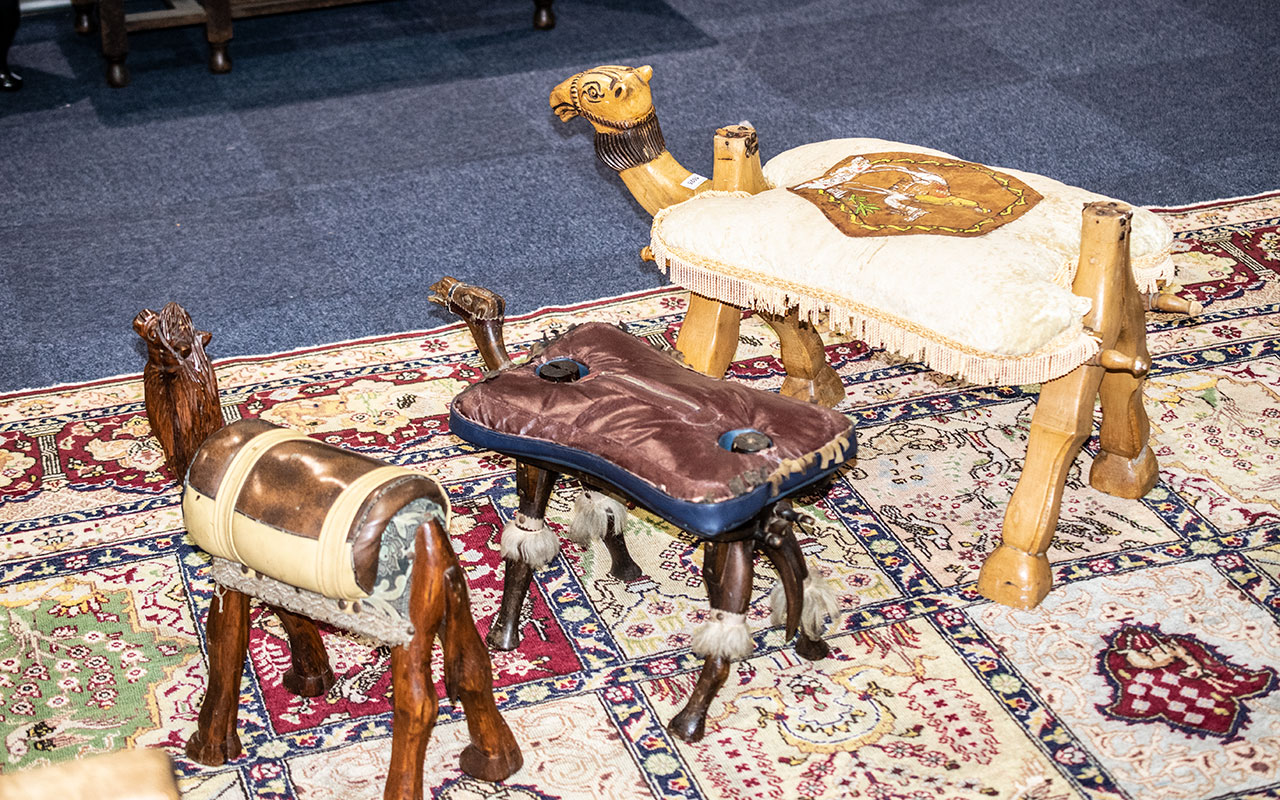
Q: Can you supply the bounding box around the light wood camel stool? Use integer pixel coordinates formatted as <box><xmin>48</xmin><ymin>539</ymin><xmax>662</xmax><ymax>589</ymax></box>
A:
<box><xmin>550</xmin><ymin>64</ymin><xmax>1202</xmax><ymax>610</ymax></box>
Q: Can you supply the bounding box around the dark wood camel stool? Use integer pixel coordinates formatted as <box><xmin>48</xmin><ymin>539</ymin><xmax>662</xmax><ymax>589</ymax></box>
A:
<box><xmin>430</xmin><ymin>278</ymin><xmax>856</xmax><ymax>742</ymax></box>
<box><xmin>135</xmin><ymin>303</ymin><xmax>521</xmax><ymax>800</ymax></box>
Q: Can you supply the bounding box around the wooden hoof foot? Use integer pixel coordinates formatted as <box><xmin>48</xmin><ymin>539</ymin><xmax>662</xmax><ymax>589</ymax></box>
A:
<box><xmin>208</xmin><ymin>43</ymin><xmax>231</xmax><ymax>74</ymax></box>
<box><xmin>282</xmin><ymin>665</ymin><xmax>335</xmax><ymax>697</ymax></box>
<box><xmin>667</xmin><ymin>706</ymin><xmax>707</xmax><ymax>743</ymax></box>
<box><xmin>105</xmin><ymin>58</ymin><xmax>129</xmax><ymax>88</ymax></box>
<box><xmin>485</xmin><ymin>618</ymin><xmax>521</xmax><ymax>651</ymax></box>
<box><xmin>184</xmin><ymin>728</ymin><xmax>241</xmax><ymax>766</ymax></box>
<box><xmin>976</xmin><ymin>544</ymin><xmax>1052</xmax><ymax>610</ymax></box>
<box><xmin>779</xmin><ymin>369</ymin><xmax>844</xmax><ymax>408</ymax></box>
<box><xmin>1089</xmin><ymin>444</ymin><xmax>1158</xmax><ymax>499</ymax></box>
<box><xmin>608</xmin><ymin>558</ymin><xmax>643</xmax><ymax>582</ymax></box>
<box><xmin>795</xmin><ymin>632</ymin><xmax>829</xmax><ymax>661</ymax></box>
<box><xmin>459</xmin><ymin>742</ymin><xmax>523</xmax><ymax>782</ymax></box>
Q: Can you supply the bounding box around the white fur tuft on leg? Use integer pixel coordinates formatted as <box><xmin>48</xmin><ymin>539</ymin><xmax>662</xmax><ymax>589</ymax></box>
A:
<box><xmin>690</xmin><ymin>609</ymin><xmax>753</xmax><ymax>661</ymax></box>
<box><xmin>566</xmin><ymin>488</ymin><xmax>628</xmax><ymax>547</ymax></box>
<box><xmin>500</xmin><ymin>513</ymin><xmax>560</xmax><ymax>569</ymax></box>
<box><xmin>770</xmin><ymin>573</ymin><xmax>839</xmax><ymax>639</ymax></box>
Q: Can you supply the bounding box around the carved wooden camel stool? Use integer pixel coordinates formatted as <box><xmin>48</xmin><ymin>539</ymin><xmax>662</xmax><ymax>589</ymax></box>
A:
<box><xmin>430</xmin><ymin>277</ymin><xmax>854</xmax><ymax>742</ymax></box>
<box><xmin>550</xmin><ymin>65</ymin><xmax>1202</xmax><ymax>610</ymax></box>
<box><xmin>135</xmin><ymin>303</ymin><xmax>521</xmax><ymax>800</ymax></box>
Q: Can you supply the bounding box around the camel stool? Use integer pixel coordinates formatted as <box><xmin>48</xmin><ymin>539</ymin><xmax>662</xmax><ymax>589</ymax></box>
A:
<box><xmin>181</xmin><ymin>418</ymin><xmax>521</xmax><ymax>800</ymax></box>
<box><xmin>430</xmin><ymin>278</ymin><xmax>855</xmax><ymax>742</ymax></box>
<box><xmin>548</xmin><ymin>65</ymin><xmax>1203</xmax><ymax>610</ymax></box>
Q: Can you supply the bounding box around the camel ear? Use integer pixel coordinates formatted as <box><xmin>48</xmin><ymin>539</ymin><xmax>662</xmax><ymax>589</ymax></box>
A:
<box><xmin>636</xmin><ymin>65</ymin><xmax>653</xmax><ymax>83</ymax></box>
<box><xmin>133</xmin><ymin>309</ymin><xmax>158</xmax><ymax>340</ymax></box>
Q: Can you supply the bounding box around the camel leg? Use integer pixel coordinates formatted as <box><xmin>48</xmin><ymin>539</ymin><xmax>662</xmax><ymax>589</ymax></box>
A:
<box><xmin>761</xmin><ymin>309</ymin><xmax>845</xmax><ymax>408</ymax></box>
<box><xmin>978</xmin><ymin>201</ymin><xmax>1135</xmax><ymax>609</ymax></box>
<box><xmin>421</xmin><ymin>519</ymin><xmax>522</xmax><ymax>781</ymax></box>
<box><xmin>273</xmin><ymin>606</ymin><xmax>335</xmax><ymax>697</ymax></box>
<box><xmin>487</xmin><ymin>463</ymin><xmax>557</xmax><ymax>650</ymax></box>
<box><xmin>675</xmin><ymin>294</ymin><xmax>742</xmax><ymax>378</ymax></box>
<box><xmin>1090</xmin><ymin>274</ymin><xmax>1158</xmax><ymax>498</ymax></box>
<box><xmin>668</xmin><ymin>538</ymin><xmax>755</xmax><ymax>742</ymax></box>
<box><xmin>186</xmin><ymin>588</ymin><xmax>249</xmax><ymax>765</ymax></box>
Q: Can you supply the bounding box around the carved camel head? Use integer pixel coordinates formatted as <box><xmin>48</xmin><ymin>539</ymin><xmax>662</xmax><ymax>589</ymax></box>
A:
<box><xmin>550</xmin><ymin>64</ymin><xmax>656</xmax><ymax>133</ymax></box>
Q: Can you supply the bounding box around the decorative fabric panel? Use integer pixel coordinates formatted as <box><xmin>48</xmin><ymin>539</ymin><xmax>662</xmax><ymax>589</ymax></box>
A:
<box><xmin>649</xmin><ymin>138</ymin><xmax>1177</xmax><ymax>386</ymax></box>
<box><xmin>787</xmin><ymin>151</ymin><xmax>1042</xmax><ymax>237</ymax></box>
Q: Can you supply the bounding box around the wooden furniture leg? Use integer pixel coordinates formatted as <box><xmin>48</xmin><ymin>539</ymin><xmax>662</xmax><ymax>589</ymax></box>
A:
<box><xmin>273</xmin><ymin>606</ymin><xmax>336</xmax><ymax>697</ymax></box>
<box><xmin>1090</xmin><ymin>270</ymin><xmax>1158</xmax><ymax>498</ymax></box>
<box><xmin>675</xmin><ymin>294</ymin><xmax>742</xmax><ymax>378</ymax></box>
<box><xmin>671</xmin><ymin>125</ymin><xmax>772</xmax><ymax>378</ymax></box>
<box><xmin>205</xmin><ymin>0</ymin><xmax>232</xmax><ymax>74</ymax></box>
<box><xmin>668</xmin><ymin>537</ymin><xmax>754</xmax><ymax>742</ymax></box>
<box><xmin>186</xmin><ymin>588</ymin><xmax>250</xmax><ymax>765</ymax></box>
<box><xmin>429</xmin><ymin>521</ymin><xmax>523</xmax><ymax>781</ymax></box>
<box><xmin>757</xmin><ymin>506</ymin><xmax>830</xmax><ymax>661</ymax></box>
<box><xmin>532</xmin><ymin>0</ymin><xmax>553</xmax><ymax>30</ymax></box>
<box><xmin>0</xmin><ymin>0</ymin><xmax>20</xmax><ymax>92</ymax></box>
<box><xmin>599</xmin><ymin>504</ymin><xmax>642</xmax><ymax>581</ymax></box>
<box><xmin>97</xmin><ymin>0</ymin><xmax>128</xmax><ymax>87</ymax></box>
<box><xmin>487</xmin><ymin>462</ymin><xmax>557</xmax><ymax>650</ymax></box>
<box><xmin>977</xmin><ymin>202</ymin><xmax>1136</xmax><ymax>609</ymax></box>
<box><xmin>386</xmin><ymin>523</ymin><xmax>443</xmax><ymax>800</ymax></box>
<box><xmin>71</xmin><ymin>0</ymin><xmax>95</xmax><ymax>34</ymax></box>
<box><xmin>761</xmin><ymin>309</ymin><xmax>846</xmax><ymax>407</ymax></box>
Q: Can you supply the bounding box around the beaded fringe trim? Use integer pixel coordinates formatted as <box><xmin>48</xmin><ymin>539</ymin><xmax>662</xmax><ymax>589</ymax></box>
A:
<box><xmin>690</xmin><ymin>609</ymin><xmax>753</xmax><ymax>661</ymax></box>
<box><xmin>651</xmin><ymin>195</ymin><xmax>1176</xmax><ymax>387</ymax></box>
<box><xmin>500</xmin><ymin>514</ymin><xmax>560</xmax><ymax>569</ymax></box>
<box><xmin>211</xmin><ymin>557</ymin><xmax>412</xmax><ymax>647</ymax></box>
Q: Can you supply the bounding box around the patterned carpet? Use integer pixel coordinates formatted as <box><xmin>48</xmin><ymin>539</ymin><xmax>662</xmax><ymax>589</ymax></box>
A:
<box><xmin>2</xmin><ymin>193</ymin><xmax>1278</xmax><ymax>799</ymax></box>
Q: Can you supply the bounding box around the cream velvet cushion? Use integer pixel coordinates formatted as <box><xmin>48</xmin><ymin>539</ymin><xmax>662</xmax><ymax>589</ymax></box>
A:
<box><xmin>650</xmin><ymin>138</ymin><xmax>1175</xmax><ymax>385</ymax></box>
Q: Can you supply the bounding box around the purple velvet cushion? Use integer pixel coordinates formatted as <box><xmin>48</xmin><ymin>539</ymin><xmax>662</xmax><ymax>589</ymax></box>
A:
<box><xmin>450</xmin><ymin>323</ymin><xmax>854</xmax><ymax>507</ymax></box>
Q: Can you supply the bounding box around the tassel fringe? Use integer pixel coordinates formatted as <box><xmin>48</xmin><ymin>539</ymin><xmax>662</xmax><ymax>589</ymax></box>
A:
<box><xmin>770</xmin><ymin>574</ymin><xmax>839</xmax><ymax>639</ymax></box>
<box><xmin>500</xmin><ymin>514</ymin><xmax>560</xmax><ymax>569</ymax></box>
<box><xmin>566</xmin><ymin>489</ymin><xmax>628</xmax><ymax>547</ymax></box>
<box><xmin>651</xmin><ymin>198</ymin><xmax>1176</xmax><ymax>387</ymax></box>
<box><xmin>690</xmin><ymin>609</ymin><xmax>753</xmax><ymax>661</ymax></box>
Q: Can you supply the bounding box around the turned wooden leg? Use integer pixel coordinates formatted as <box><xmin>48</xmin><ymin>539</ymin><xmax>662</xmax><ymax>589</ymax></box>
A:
<box><xmin>487</xmin><ymin>463</ymin><xmax>556</xmax><ymax>651</ymax></box>
<box><xmin>675</xmin><ymin>294</ymin><xmax>742</xmax><ymax>378</ymax></box>
<box><xmin>385</xmin><ymin>524</ymin><xmax>445</xmax><ymax>800</ymax></box>
<box><xmin>186</xmin><ymin>588</ymin><xmax>250</xmax><ymax>766</ymax></box>
<box><xmin>669</xmin><ymin>538</ymin><xmax>754</xmax><ymax>742</ymax></box>
<box><xmin>532</xmin><ymin>0</ymin><xmax>554</xmax><ymax>29</ymax></box>
<box><xmin>422</xmin><ymin>520</ymin><xmax>522</xmax><ymax>781</ymax></box>
<box><xmin>272</xmin><ymin>606</ymin><xmax>335</xmax><ymax>698</ymax></box>
<box><xmin>1090</xmin><ymin>273</ymin><xmax>1158</xmax><ymax>499</ymax></box>
<box><xmin>761</xmin><ymin>309</ymin><xmax>845</xmax><ymax>408</ymax></box>
<box><xmin>97</xmin><ymin>0</ymin><xmax>128</xmax><ymax>87</ymax></box>
<box><xmin>71</xmin><ymin>0</ymin><xmax>94</xmax><ymax>34</ymax></box>
<box><xmin>205</xmin><ymin>0</ymin><xmax>232</xmax><ymax>74</ymax></box>
<box><xmin>978</xmin><ymin>202</ymin><xmax>1135</xmax><ymax>610</ymax></box>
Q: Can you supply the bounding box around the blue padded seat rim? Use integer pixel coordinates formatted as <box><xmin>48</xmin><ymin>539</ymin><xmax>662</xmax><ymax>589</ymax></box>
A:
<box><xmin>450</xmin><ymin>408</ymin><xmax>852</xmax><ymax>538</ymax></box>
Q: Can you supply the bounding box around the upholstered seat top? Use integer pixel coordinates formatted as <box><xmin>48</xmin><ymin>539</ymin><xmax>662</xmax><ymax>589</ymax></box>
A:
<box><xmin>650</xmin><ymin>138</ymin><xmax>1176</xmax><ymax>385</ymax></box>
<box><xmin>448</xmin><ymin>323</ymin><xmax>855</xmax><ymax>537</ymax></box>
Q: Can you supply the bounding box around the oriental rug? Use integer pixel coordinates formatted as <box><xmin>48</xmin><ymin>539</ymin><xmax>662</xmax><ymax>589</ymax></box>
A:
<box><xmin>2</xmin><ymin>192</ymin><xmax>1279</xmax><ymax>800</ymax></box>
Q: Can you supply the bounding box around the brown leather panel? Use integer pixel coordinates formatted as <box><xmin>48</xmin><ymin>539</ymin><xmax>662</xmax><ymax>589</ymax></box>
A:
<box><xmin>235</xmin><ymin>437</ymin><xmax>388</xmax><ymax>539</ymax></box>
<box><xmin>186</xmin><ymin>417</ymin><xmax>279</xmax><ymax>499</ymax></box>
<box><xmin>452</xmin><ymin>323</ymin><xmax>853</xmax><ymax>503</ymax></box>
<box><xmin>187</xmin><ymin>419</ymin><xmax>450</xmax><ymax>590</ymax></box>
<box><xmin>349</xmin><ymin>474</ymin><xmax>448</xmax><ymax>593</ymax></box>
